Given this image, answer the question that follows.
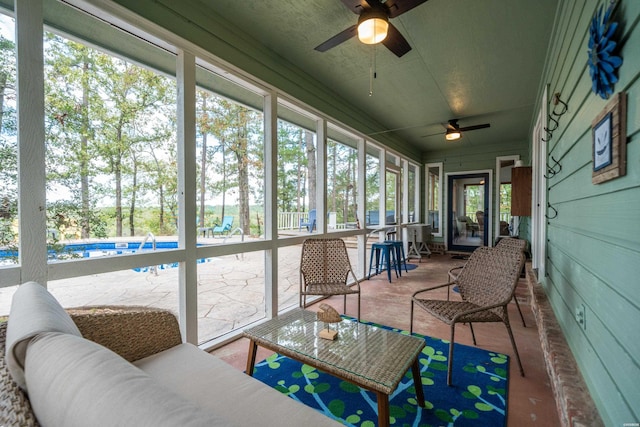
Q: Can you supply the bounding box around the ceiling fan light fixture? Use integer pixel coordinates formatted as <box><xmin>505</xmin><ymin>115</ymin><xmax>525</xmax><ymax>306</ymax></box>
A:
<box><xmin>357</xmin><ymin>11</ymin><xmax>389</xmax><ymax>44</ymax></box>
<box><xmin>445</xmin><ymin>129</ymin><xmax>462</xmax><ymax>141</ymax></box>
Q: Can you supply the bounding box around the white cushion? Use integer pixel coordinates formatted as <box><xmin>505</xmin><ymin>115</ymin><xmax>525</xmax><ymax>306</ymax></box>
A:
<box><xmin>134</xmin><ymin>343</ymin><xmax>341</xmax><ymax>427</ymax></box>
<box><xmin>5</xmin><ymin>281</ymin><xmax>82</xmax><ymax>390</ymax></box>
<box><xmin>25</xmin><ymin>333</ymin><xmax>235</xmax><ymax>427</ymax></box>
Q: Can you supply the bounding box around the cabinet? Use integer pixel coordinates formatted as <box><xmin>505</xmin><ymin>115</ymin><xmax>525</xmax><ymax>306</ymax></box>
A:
<box><xmin>511</xmin><ymin>166</ymin><xmax>532</xmax><ymax>216</ymax></box>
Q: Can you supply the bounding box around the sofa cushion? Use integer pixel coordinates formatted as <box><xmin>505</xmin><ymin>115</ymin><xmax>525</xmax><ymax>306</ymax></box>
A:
<box><xmin>25</xmin><ymin>332</ymin><xmax>236</xmax><ymax>427</ymax></box>
<box><xmin>5</xmin><ymin>281</ymin><xmax>82</xmax><ymax>390</ymax></box>
<box><xmin>134</xmin><ymin>343</ymin><xmax>341</xmax><ymax>427</ymax></box>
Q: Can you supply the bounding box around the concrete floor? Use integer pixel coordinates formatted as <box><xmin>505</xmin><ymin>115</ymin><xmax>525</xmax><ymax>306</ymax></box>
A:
<box><xmin>212</xmin><ymin>253</ymin><xmax>562</xmax><ymax>427</ymax></box>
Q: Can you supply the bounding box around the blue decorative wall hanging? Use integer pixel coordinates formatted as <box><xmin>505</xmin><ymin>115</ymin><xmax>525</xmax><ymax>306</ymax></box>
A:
<box><xmin>588</xmin><ymin>1</ymin><xmax>623</xmax><ymax>99</ymax></box>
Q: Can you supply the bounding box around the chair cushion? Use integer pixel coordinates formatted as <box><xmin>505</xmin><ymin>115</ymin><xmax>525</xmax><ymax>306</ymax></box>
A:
<box><xmin>5</xmin><ymin>281</ymin><xmax>82</xmax><ymax>390</ymax></box>
<box><xmin>25</xmin><ymin>333</ymin><xmax>233</xmax><ymax>427</ymax></box>
<box><xmin>134</xmin><ymin>343</ymin><xmax>341</xmax><ymax>426</ymax></box>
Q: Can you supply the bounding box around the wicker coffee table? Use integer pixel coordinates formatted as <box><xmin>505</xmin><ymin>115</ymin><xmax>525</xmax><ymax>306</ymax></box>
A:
<box><xmin>244</xmin><ymin>308</ymin><xmax>426</xmax><ymax>427</ymax></box>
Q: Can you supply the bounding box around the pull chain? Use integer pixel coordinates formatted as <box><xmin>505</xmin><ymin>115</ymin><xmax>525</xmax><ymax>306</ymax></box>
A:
<box><xmin>369</xmin><ymin>44</ymin><xmax>377</xmax><ymax>96</ymax></box>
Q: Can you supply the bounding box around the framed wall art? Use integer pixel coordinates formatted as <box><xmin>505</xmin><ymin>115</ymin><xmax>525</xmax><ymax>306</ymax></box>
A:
<box><xmin>592</xmin><ymin>91</ymin><xmax>626</xmax><ymax>184</ymax></box>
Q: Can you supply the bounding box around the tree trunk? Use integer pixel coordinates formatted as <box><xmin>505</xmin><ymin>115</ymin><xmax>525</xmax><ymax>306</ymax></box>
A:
<box><xmin>199</xmin><ymin>96</ymin><xmax>207</xmax><ymax>229</ymax></box>
<box><xmin>114</xmin><ymin>112</ymin><xmax>126</xmax><ymax>237</ymax></box>
<box><xmin>305</xmin><ymin>130</ymin><xmax>316</xmax><ymax>210</ymax></box>
<box><xmin>159</xmin><ymin>184</ymin><xmax>164</xmax><ymax>233</ymax></box>
<box><xmin>129</xmin><ymin>153</ymin><xmax>137</xmax><ymax>236</ymax></box>
<box><xmin>80</xmin><ymin>61</ymin><xmax>91</xmax><ymax>238</ymax></box>
<box><xmin>236</xmin><ymin>111</ymin><xmax>249</xmax><ymax>234</ymax></box>
<box><xmin>0</xmin><ymin>73</ymin><xmax>6</xmax><ymax>135</ymax></box>
<box><xmin>221</xmin><ymin>138</ymin><xmax>226</xmax><ymax>220</ymax></box>
<box><xmin>115</xmin><ymin>156</ymin><xmax>122</xmax><ymax>236</ymax></box>
<box><xmin>296</xmin><ymin>133</ymin><xmax>302</xmax><ymax>213</ymax></box>
<box><xmin>331</xmin><ymin>143</ymin><xmax>337</xmax><ymax>213</ymax></box>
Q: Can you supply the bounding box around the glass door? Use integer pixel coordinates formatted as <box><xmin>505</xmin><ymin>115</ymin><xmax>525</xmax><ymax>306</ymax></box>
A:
<box><xmin>447</xmin><ymin>173</ymin><xmax>490</xmax><ymax>251</ymax></box>
<box><xmin>385</xmin><ymin>169</ymin><xmax>399</xmax><ymax>224</ymax></box>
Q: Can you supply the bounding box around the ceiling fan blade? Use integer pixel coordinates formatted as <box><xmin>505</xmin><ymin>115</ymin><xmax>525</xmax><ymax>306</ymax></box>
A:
<box><xmin>459</xmin><ymin>123</ymin><xmax>491</xmax><ymax>132</ymax></box>
<box><xmin>421</xmin><ymin>131</ymin><xmax>445</xmax><ymax>138</ymax></box>
<box><xmin>445</xmin><ymin>120</ymin><xmax>459</xmax><ymax>131</ymax></box>
<box><xmin>384</xmin><ymin>0</ymin><xmax>429</xmax><ymax>18</ymax></box>
<box><xmin>381</xmin><ymin>23</ymin><xmax>411</xmax><ymax>57</ymax></box>
<box><xmin>314</xmin><ymin>25</ymin><xmax>358</xmax><ymax>52</ymax></box>
<box><xmin>340</xmin><ymin>0</ymin><xmax>371</xmax><ymax>14</ymax></box>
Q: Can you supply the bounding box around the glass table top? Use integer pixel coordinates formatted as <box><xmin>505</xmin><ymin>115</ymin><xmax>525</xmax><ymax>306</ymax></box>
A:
<box><xmin>243</xmin><ymin>308</ymin><xmax>425</xmax><ymax>394</ymax></box>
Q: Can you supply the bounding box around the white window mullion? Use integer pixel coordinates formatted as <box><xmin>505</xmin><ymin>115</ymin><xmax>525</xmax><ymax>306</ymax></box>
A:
<box><xmin>16</xmin><ymin>0</ymin><xmax>47</xmax><ymax>285</ymax></box>
<box><xmin>357</xmin><ymin>138</ymin><xmax>366</xmax><ymax>278</ymax></box>
<box><xmin>316</xmin><ymin>119</ymin><xmax>327</xmax><ymax>233</ymax></box>
<box><xmin>176</xmin><ymin>49</ymin><xmax>198</xmax><ymax>344</ymax></box>
<box><xmin>264</xmin><ymin>92</ymin><xmax>277</xmax><ymax>318</ymax></box>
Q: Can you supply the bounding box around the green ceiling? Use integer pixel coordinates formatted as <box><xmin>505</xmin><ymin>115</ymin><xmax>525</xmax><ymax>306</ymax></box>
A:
<box><xmin>195</xmin><ymin>0</ymin><xmax>559</xmax><ymax>156</ymax></box>
<box><xmin>2</xmin><ymin>0</ymin><xmax>559</xmax><ymax>159</ymax></box>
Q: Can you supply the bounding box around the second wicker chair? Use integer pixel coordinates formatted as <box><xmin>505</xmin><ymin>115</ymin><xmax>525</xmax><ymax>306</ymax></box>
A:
<box><xmin>410</xmin><ymin>246</ymin><xmax>525</xmax><ymax>385</ymax></box>
<box><xmin>299</xmin><ymin>238</ymin><xmax>361</xmax><ymax>320</ymax></box>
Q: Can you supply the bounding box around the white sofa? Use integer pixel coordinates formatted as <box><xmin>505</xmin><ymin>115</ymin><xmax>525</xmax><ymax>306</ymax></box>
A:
<box><xmin>1</xmin><ymin>281</ymin><xmax>341</xmax><ymax>427</ymax></box>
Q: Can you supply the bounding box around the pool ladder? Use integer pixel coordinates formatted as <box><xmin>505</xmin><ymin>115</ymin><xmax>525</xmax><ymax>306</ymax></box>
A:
<box><xmin>138</xmin><ymin>232</ymin><xmax>157</xmax><ymax>275</ymax></box>
<box><xmin>223</xmin><ymin>227</ymin><xmax>245</xmax><ymax>260</ymax></box>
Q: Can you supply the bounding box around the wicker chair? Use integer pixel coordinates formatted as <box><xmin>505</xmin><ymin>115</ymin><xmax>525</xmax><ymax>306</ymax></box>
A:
<box><xmin>447</xmin><ymin>237</ymin><xmax>528</xmax><ymax>327</ymax></box>
<box><xmin>410</xmin><ymin>246</ymin><xmax>525</xmax><ymax>385</ymax></box>
<box><xmin>299</xmin><ymin>238</ymin><xmax>361</xmax><ymax>320</ymax></box>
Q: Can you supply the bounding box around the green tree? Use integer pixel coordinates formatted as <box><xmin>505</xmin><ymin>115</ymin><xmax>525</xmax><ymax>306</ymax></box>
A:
<box><xmin>44</xmin><ymin>36</ymin><xmax>104</xmax><ymax>238</ymax></box>
<box><xmin>92</xmin><ymin>57</ymin><xmax>173</xmax><ymax>236</ymax></box>
<box><xmin>0</xmin><ymin>35</ymin><xmax>17</xmax><ymax>243</ymax></box>
<box><xmin>207</xmin><ymin>99</ymin><xmax>263</xmax><ymax>235</ymax></box>
<box><xmin>277</xmin><ymin>122</ymin><xmax>306</xmax><ymax>212</ymax></box>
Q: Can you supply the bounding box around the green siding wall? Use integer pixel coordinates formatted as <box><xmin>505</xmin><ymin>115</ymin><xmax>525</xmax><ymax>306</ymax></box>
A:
<box><xmin>537</xmin><ymin>1</ymin><xmax>640</xmax><ymax>424</ymax></box>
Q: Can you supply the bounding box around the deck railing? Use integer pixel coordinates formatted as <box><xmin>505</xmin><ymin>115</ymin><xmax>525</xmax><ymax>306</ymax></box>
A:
<box><xmin>277</xmin><ymin>211</ymin><xmax>345</xmax><ymax>230</ymax></box>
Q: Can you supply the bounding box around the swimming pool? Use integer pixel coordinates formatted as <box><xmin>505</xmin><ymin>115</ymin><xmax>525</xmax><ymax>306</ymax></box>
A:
<box><xmin>57</xmin><ymin>241</ymin><xmax>180</xmax><ymax>258</ymax></box>
<box><xmin>0</xmin><ymin>241</ymin><xmax>213</xmax><ymax>271</ymax></box>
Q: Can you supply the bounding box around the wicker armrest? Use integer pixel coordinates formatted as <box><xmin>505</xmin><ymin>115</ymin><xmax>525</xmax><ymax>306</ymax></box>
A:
<box><xmin>447</xmin><ymin>265</ymin><xmax>464</xmax><ymax>282</ymax></box>
<box><xmin>411</xmin><ymin>281</ymin><xmax>456</xmax><ymax>298</ymax></box>
<box><xmin>0</xmin><ymin>322</ymin><xmax>38</xmax><ymax>427</ymax></box>
<box><xmin>67</xmin><ymin>306</ymin><xmax>182</xmax><ymax>363</ymax></box>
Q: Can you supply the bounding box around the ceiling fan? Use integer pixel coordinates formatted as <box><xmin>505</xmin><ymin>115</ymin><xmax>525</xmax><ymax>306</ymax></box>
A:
<box><xmin>423</xmin><ymin>119</ymin><xmax>491</xmax><ymax>141</ymax></box>
<box><xmin>314</xmin><ymin>0</ymin><xmax>429</xmax><ymax>57</ymax></box>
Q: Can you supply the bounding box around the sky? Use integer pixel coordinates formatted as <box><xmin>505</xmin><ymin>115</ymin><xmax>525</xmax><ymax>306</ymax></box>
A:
<box><xmin>0</xmin><ymin>13</ymin><xmax>13</xmax><ymax>39</ymax></box>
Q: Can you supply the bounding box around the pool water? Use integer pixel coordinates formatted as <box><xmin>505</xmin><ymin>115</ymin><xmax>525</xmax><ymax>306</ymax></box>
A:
<box><xmin>0</xmin><ymin>241</ymin><xmax>213</xmax><ymax>271</ymax></box>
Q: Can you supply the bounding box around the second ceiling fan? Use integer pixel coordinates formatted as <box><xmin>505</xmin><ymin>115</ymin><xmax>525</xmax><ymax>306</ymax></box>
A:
<box><xmin>314</xmin><ymin>0</ymin><xmax>429</xmax><ymax>57</ymax></box>
<box><xmin>423</xmin><ymin>119</ymin><xmax>491</xmax><ymax>141</ymax></box>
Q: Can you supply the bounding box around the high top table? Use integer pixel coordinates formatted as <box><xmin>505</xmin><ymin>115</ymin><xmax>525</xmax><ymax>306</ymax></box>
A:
<box><xmin>244</xmin><ymin>308</ymin><xmax>426</xmax><ymax>427</ymax></box>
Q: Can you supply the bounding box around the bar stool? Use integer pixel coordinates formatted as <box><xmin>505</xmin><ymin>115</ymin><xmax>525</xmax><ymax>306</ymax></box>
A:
<box><xmin>368</xmin><ymin>242</ymin><xmax>399</xmax><ymax>282</ymax></box>
<box><xmin>385</xmin><ymin>230</ymin><xmax>408</xmax><ymax>275</ymax></box>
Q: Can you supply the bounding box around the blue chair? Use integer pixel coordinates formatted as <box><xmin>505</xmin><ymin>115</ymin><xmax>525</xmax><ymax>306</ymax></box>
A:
<box><xmin>367</xmin><ymin>210</ymin><xmax>379</xmax><ymax>226</ymax></box>
<box><xmin>212</xmin><ymin>216</ymin><xmax>233</xmax><ymax>237</ymax></box>
<box><xmin>368</xmin><ymin>241</ymin><xmax>399</xmax><ymax>282</ymax></box>
<box><xmin>299</xmin><ymin>209</ymin><xmax>316</xmax><ymax>233</ymax></box>
<box><xmin>385</xmin><ymin>229</ymin><xmax>408</xmax><ymax>275</ymax></box>
<box><xmin>367</xmin><ymin>210</ymin><xmax>396</xmax><ymax>226</ymax></box>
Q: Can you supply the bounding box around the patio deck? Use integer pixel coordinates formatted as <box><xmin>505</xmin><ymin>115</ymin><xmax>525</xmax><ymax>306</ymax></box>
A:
<box><xmin>0</xmin><ymin>245</ymin><xmax>561</xmax><ymax>426</ymax></box>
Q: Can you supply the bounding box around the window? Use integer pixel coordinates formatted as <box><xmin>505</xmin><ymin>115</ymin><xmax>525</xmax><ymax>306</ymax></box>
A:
<box><xmin>425</xmin><ymin>163</ymin><xmax>442</xmax><ymax>235</ymax></box>
<box><xmin>276</xmin><ymin>101</ymin><xmax>316</xmax><ymax>236</ymax></box>
<box><xmin>327</xmin><ymin>128</ymin><xmax>358</xmax><ymax>231</ymax></box>
<box><xmin>365</xmin><ymin>144</ymin><xmax>381</xmax><ymax>226</ymax></box>
<box><xmin>43</xmin><ymin>25</ymin><xmax>178</xmax><ymax>257</ymax></box>
<box><xmin>196</xmin><ymin>62</ymin><xmax>265</xmax><ymax>243</ymax></box>
<box><xmin>1</xmin><ymin>2</ymin><xmax>424</xmax><ymax>347</ymax></box>
<box><xmin>0</xmin><ymin>13</ymin><xmax>17</xmax><ymax>264</ymax></box>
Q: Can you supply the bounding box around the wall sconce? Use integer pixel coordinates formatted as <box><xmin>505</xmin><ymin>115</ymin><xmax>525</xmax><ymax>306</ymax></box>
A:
<box><xmin>357</xmin><ymin>10</ymin><xmax>389</xmax><ymax>44</ymax></box>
